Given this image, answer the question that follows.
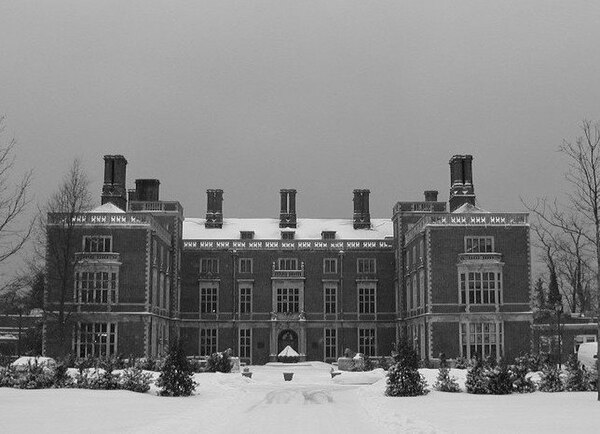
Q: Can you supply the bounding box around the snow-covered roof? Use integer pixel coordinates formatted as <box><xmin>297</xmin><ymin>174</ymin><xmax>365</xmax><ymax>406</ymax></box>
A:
<box><xmin>87</xmin><ymin>202</ymin><xmax>126</xmax><ymax>214</ymax></box>
<box><xmin>451</xmin><ymin>203</ymin><xmax>489</xmax><ymax>213</ymax></box>
<box><xmin>278</xmin><ymin>345</ymin><xmax>300</xmax><ymax>357</ymax></box>
<box><xmin>183</xmin><ymin>218</ymin><xmax>393</xmax><ymax>240</ymax></box>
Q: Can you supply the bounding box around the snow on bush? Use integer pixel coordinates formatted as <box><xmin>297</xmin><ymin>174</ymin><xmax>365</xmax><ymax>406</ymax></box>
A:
<box><xmin>433</xmin><ymin>355</ymin><xmax>460</xmax><ymax>393</ymax></box>
<box><xmin>156</xmin><ymin>340</ymin><xmax>197</xmax><ymax>397</ymax></box>
<box><xmin>385</xmin><ymin>341</ymin><xmax>428</xmax><ymax>397</ymax></box>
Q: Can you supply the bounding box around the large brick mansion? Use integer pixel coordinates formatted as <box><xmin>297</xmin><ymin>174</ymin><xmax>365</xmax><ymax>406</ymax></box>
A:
<box><xmin>43</xmin><ymin>154</ymin><xmax>533</xmax><ymax>363</ymax></box>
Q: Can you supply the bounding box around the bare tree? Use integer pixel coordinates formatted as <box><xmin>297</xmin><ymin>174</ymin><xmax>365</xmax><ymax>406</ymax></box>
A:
<box><xmin>0</xmin><ymin>116</ymin><xmax>33</xmax><ymax>267</ymax></box>
<box><xmin>559</xmin><ymin>120</ymin><xmax>600</xmax><ymax>400</ymax></box>
<box><xmin>41</xmin><ymin>159</ymin><xmax>93</xmax><ymax>355</ymax></box>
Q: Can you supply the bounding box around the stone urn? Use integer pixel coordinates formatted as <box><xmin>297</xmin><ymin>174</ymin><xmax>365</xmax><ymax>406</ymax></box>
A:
<box><xmin>283</xmin><ymin>372</ymin><xmax>294</xmax><ymax>381</ymax></box>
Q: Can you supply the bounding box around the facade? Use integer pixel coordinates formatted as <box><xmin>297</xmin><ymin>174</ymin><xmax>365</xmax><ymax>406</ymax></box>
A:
<box><xmin>43</xmin><ymin>154</ymin><xmax>533</xmax><ymax>363</ymax></box>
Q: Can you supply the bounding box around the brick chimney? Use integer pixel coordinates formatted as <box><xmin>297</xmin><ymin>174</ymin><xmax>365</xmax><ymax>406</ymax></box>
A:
<box><xmin>205</xmin><ymin>189</ymin><xmax>223</xmax><ymax>228</ymax></box>
<box><xmin>449</xmin><ymin>155</ymin><xmax>476</xmax><ymax>212</ymax></box>
<box><xmin>101</xmin><ymin>155</ymin><xmax>128</xmax><ymax>211</ymax></box>
<box><xmin>279</xmin><ymin>189</ymin><xmax>297</xmax><ymax>228</ymax></box>
<box><xmin>135</xmin><ymin>179</ymin><xmax>160</xmax><ymax>201</ymax></box>
<box><xmin>353</xmin><ymin>189</ymin><xmax>371</xmax><ymax>229</ymax></box>
<box><xmin>424</xmin><ymin>190</ymin><xmax>438</xmax><ymax>202</ymax></box>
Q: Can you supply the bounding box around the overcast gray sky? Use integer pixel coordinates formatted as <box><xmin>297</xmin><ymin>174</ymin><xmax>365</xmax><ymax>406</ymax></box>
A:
<box><xmin>1</xmin><ymin>0</ymin><xmax>600</xmax><ymax>222</ymax></box>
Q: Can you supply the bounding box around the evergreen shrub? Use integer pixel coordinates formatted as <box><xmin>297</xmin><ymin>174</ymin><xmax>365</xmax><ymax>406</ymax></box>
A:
<box><xmin>385</xmin><ymin>340</ymin><xmax>428</xmax><ymax>397</ymax></box>
<box><xmin>206</xmin><ymin>350</ymin><xmax>232</xmax><ymax>373</ymax></box>
<box><xmin>485</xmin><ymin>359</ymin><xmax>513</xmax><ymax>395</ymax></box>
<box><xmin>511</xmin><ymin>356</ymin><xmax>535</xmax><ymax>393</ymax></box>
<box><xmin>156</xmin><ymin>340</ymin><xmax>197</xmax><ymax>396</ymax></box>
<box><xmin>434</xmin><ymin>354</ymin><xmax>460</xmax><ymax>392</ymax></box>
<box><xmin>119</xmin><ymin>367</ymin><xmax>153</xmax><ymax>393</ymax></box>
<box><xmin>465</xmin><ymin>356</ymin><xmax>488</xmax><ymax>394</ymax></box>
<box><xmin>538</xmin><ymin>363</ymin><xmax>564</xmax><ymax>392</ymax></box>
<box><xmin>565</xmin><ymin>354</ymin><xmax>593</xmax><ymax>392</ymax></box>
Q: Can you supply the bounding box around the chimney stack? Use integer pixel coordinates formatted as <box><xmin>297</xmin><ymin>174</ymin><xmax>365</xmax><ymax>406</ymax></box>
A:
<box><xmin>101</xmin><ymin>155</ymin><xmax>128</xmax><ymax>211</ymax></box>
<box><xmin>135</xmin><ymin>179</ymin><xmax>160</xmax><ymax>201</ymax></box>
<box><xmin>279</xmin><ymin>189</ymin><xmax>297</xmax><ymax>228</ymax></box>
<box><xmin>353</xmin><ymin>189</ymin><xmax>371</xmax><ymax>229</ymax></box>
<box><xmin>449</xmin><ymin>155</ymin><xmax>476</xmax><ymax>212</ymax></box>
<box><xmin>205</xmin><ymin>189</ymin><xmax>224</xmax><ymax>228</ymax></box>
<box><xmin>424</xmin><ymin>190</ymin><xmax>438</xmax><ymax>202</ymax></box>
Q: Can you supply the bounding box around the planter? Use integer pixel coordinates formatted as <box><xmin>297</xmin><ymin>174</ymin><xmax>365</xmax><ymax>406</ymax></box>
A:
<box><xmin>242</xmin><ymin>372</ymin><xmax>253</xmax><ymax>378</ymax></box>
<box><xmin>283</xmin><ymin>372</ymin><xmax>294</xmax><ymax>381</ymax></box>
<box><xmin>331</xmin><ymin>372</ymin><xmax>342</xmax><ymax>378</ymax></box>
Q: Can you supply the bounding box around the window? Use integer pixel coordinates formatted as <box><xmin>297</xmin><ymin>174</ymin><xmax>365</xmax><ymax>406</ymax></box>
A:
<box><xmin>83</xmin><ymin>236</ymin><xmax>112</xmax><ymax>253</ymax></box>
<box><xmin>358</xmin><ymin>328</ymin><xmax>376</xmax><ymax>356</ymax></box>
<box><xmin>324</xmin><ymin>328</ymin><xmax>337</xmax><ymax>359</ymax></box>
<box><xmin>412</xmin><ymin>274</ymin><xmax>418</xmax><ymax>310</ymax></box>
<box><xmin>465</xmin><ymin>236</ymin><xmax>494</xmax><ymax>253</ymax></box>
<box><xmin>200</xmin><ymin>285</ymin><xmax>218</xmax><ymax>313</ymax></box>
<box><xmin>200</xmin><ymin>258</ymin><xmax>219</xmax><ymax>274</ymax></box>
<box><xmin>75</xmin><ymin>271</ymin><xmax>117</xmax><ymax>304</ymax></box>
<box><xmin>460</xmin><ymin>271</ymin><xmax>502</xmax><ymax>305</ymax></box>
<box><xmin>239</xmin><ymin>258</ymin><xmax>253</xmax><ymax>273</ymax></box>
<box><xmin>321</xmin><ymin>231</ymin><xmax>336</xmax><ymax>240</ymax></box>
<box><xmin>324</xmin><ymin>284</ymin><xmax>337</xmax><ymax>314</ymax></box>
<box><xmin>406</xmin><ymin>279</ymin><xmax>411</xmax><ymax>311</ymax></box>
<box><xmin>277</xmin><ymin>258</ymin><xmax>298</xmax><ymax>270</ymax></box>
<box><xmin>239</xmin><ymin>328</ymin><xmax>251</xmax><ymax>360</ymax></box>
<box><xmin>357</xmin><ymin>258</ymin><xmax>376</xmax><ymax>273</ymax></box>
<box><xmin>574</xmin><ymin>335</ymin><xmax>597</xmax><ymax>353</ymax></box>
<box><xmin>276</xmin><ymin>287</ymin><xmax>300</xmax><ymax>313</ymax></box>
<box><xmin>75</xmin><ymin>322</ymin><xmax>117</xmax><ymax>358</ymax></box>
<box><xmin>323</xmin><ymin>258</ymin><xmax>338</xmax><ymax>274</ymax></box>
<box><xmin>358</xmin><ymin>283</ymin><xmax>376</xmax><ymax>314</ymax></box>
<box><xmin>240</xmin><ymin>231</ymin><xmax>254</xmax><ymax>240</ymax></box>
<box><xmin>281</xmin><ymin>231</ymin><xmax>295</xmax><ymax>240</ymax></box>
<box><xmin>419</xmin><ymin>270</ymin><xmax>425</xmax><ymax>309</ymax></box>
<box><xmin>461</xmin><ymin>322</ymin><xmax>503</xmax><ymax>359</ymax></box>
<box><xmin>200</xmin><ymin>328</ymin><xmax>217</xmax><ymax>356</ymax></box>
<box><xmin>239</xmin><ymin>285</ymin><xmax>252</xmax><ymax>314</ymax></box>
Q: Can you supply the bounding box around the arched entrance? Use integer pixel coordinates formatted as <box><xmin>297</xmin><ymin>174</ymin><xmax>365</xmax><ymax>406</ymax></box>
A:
<box><xmin>278</xmin><ymin>329</ymin><xmax>298</xmax><ymax>354</ymax></box>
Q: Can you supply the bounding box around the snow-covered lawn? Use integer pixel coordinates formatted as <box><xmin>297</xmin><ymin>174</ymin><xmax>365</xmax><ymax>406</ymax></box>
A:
<box><xmin>1</xmin><ymin>364</ymin><xmax>599</xmax><ymax>433</ymax></box>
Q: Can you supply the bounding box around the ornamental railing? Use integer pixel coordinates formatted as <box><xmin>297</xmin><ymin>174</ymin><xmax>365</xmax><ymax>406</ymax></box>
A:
<box><xmin>272</xmin><ymin>262</ymin><xmax>305</xmax><ymax>278</ymax></box>
<box><xmin>75</xmin><ymin>252</ymin><xmax>121</xmax><ymax>262</ymax></box>
<box><xmin>458</xmin><ymin>252</ymin><xmax>503</xmax><ymax>263</ymax></box>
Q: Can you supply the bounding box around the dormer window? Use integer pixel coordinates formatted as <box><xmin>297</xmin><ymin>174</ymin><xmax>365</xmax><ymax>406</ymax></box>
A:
<box><xmin>281</xmin><ymin>231</ymin><xmax>295</xmax><ymax>240</ymax></box>
<box><xmin>321</xmin><ymin>231</ymin><xmax>336</xmax><ymax>240</ymax></box>
<box><xmin>240</xmin><ymin>231</ymin><xmax>255</xmax><ymax>240</ymax></box>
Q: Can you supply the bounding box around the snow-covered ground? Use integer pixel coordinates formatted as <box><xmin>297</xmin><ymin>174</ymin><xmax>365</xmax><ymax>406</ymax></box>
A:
<box><xmin>1</xmin><ymin>364</ymin><xmax>599</xmax><ymax>433</ymax></box>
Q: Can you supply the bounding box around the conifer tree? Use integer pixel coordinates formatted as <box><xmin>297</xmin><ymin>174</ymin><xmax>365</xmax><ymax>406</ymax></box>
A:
<box><xmin>385</xmin><ymin>340</ymin><xmax>428</xmax><ymax>397</ymax></box>
<box><xmin>485</xmin><ymin>358</ymin><xmax>513</xmax><ymax>395</ymax></box>
<box><xmin>156</xmin><ymin>340</ymin><xmax>197</xmax><ymax>397</ymax></box>
<box><xmin>433</xmin><ymin>353</ymin><xmax>460</xmax><ymax>392</ymax></box>
<box><xmin>565</xmin><ymin>354</ymin><xmax>592</xmax><ymax>391</ymax></box>
<box><xmin>538</xmin><ymin>362</ymin><xmax>564</xmax><ymax>392</ymax></box>
<box><xmin>465</xmin><ymin>355</ymin><xmax>488</xmax><ymax>394</ymax></box>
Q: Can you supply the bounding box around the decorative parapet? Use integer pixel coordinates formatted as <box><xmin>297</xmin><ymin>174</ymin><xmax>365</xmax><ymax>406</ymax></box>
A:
<box><xmin>128</xmin><ymin>201</ymin><xmax>183</xmax><ymax>217</ymax></box>
<box><xmin>458</xmin><ymin>253</ymin><xmax>503</xmax><ymax>263</ymax></box>
<box><xmin>405</xmin><ymin>213</ymin><xmax>528</xmax><ymax>243</ymax></box>
<box><xmin>75</xmin><ymin>252</ymin><xmax>121</xmax><ymax>263</ymax></box>
<box><xmin>183</xmin><ymin>239</ymin><xmax>393</xmax><ymax>251</ymax></box>
<box><xmin>47</xmin><ymin>212</ymin><xmax>172</xmax><ymax>245</ymax></box>
<box><xmin>272</xmin><ymin>262</ymin><xmax>305</xmax><ymax>279</ymax></box>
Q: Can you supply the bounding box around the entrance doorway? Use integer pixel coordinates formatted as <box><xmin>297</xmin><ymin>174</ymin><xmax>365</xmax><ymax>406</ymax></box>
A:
<box><xmin>278</xmin><ymin>329</ymin><xmax>298</xmax><ymax>354</ymax></box>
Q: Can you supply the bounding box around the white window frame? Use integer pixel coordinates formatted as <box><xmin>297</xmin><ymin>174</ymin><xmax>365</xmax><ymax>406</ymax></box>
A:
<box><xmin>465</xmin><ymin>236</ymin><xmax>494</xmax><ymax>253</ymax></box>
<box><xmin>460</xmin><ymin>321</ymin><xmax>504</xmax><ymax>359</ymax></box>
<box><xmin>239</xmin><ymin>258</ymin><xmax>253</xmax><ymax>274</ymax></box>
<box><xmin>200</xmin><ymin>285</ymin><xmax>218</xmax><ymax>314</ymax></box>
<box><xmin>323</xmin><ymin>258</ymin><xmax>338</xmax><ymax>274</ymax></box>
<box><xmin>324</xmin><ymin>328</ymin><xmax>337</xmax><ymax>360</ymax></box>
<box><xmin>277</xmin><ymin>258</ymin><xmax>298</xmax><ymax>270</ymax></box>
<box><xmin>200</xmin><ymin>258</ymin><xmax>219</xmax><ymax>274</ymax></box>
<box><xmin>200</xmin><ymin>328</ymin><xmax>218</xmax><ymax>356</ymax></box>
<box><xmin>239</xmin><ymin>328</ymin><xmax>252</xmax><ymax>362</ymax></box>
<box><xmin>357</xmin><ymin>258</ymin><xmax>376</xmax><ymax>274</ymax></box>
<box><xmin>74</xmin><ymin>269</ymin><xmax>118</xmax><ymax>304</ymax></box>
<box><xmin>74</xmin><ymin>322</ymin><xmax>117</xmax><ymax>358</ymax></box>
<box><xmin>459</xmin><ymin>271</ymin><xmax>502</xmax><ymax>305</ymax></box>
<box><xmin>358</xmin><ymin>282</ymin><xmax>376</xmax><ymax>314</ymax></box>
<box><xmin>324</xmin><ymin>284</ymin><xmax>337</xmax><ymax>314</ymax></box>
<box><xmin>358</xmin><ymin>328</ymin><xmax>376</xmax><ymax>357</ymax></box>
<box><xmin>239</xmin><ymin>284</ymin><xmax>252</xmax><ymax>314</ymax></box>
<box><xmin>83</xmin><ymin>235</ymin><xmax>112</xmax><ymax>253</ymax></box>
<box><xmin>276</xmin><ymin>287</ymin><xmax>300</xmax><ymax>313</ymax></box>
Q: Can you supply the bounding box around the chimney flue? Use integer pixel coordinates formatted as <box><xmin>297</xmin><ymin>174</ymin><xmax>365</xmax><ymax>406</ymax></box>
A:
<box><xmin>135</xmin><ymin>179</ymin><xmax>160</xmax><ymax>201</ymax></box>
<box><xmin>449</xmin><ymin>155</ymin><xmax>475</xmax><ymax>211</ymax></box>
<box><xmin>101</xmin><ymin>155</ymin><xmax>128</xmax><ymax>211</ymax></box>
<box><xmin>424</xmin><ymin>190</ymin><xmax>438</xmax><ymax>202</ymax></box>
<box><xmin>279</xmin><ymin>189</ymin><xmax>297</xmax><ymax>228</ymax></box>
<box><xmin>353</xmin><ymin>189</ymin><xmax>371</xmax><ymax>229</ymax></box>
<box><xmin>205</xmin><ymin>189</ymin><xmax>224</xmax><ymax>228</ymax></box>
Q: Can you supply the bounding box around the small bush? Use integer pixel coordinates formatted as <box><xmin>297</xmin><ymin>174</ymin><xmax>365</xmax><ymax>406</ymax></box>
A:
<box><xmin>565</xmin><ymin>354</ymin><xmax>593</xmax><ymax>392</ymax></box>
<box><xmin>511</xmin><ymin>356</ymin><xmax>535</xmax><ymax>393</ymax></box>
<box><xmin>378</xmin><ymin>356</ymin><xmax>391</xmax><ymax>371</ymax></box>
<box><xmin>363</xmin><ymin>355</ymin><xmax>376</xmax><ymax>371</ymax></box>
<box><xmin>454</xmin><ymin>357</ymin><xmax>469</xmax><ymax>369</ymax></box>
<box><xmin>538</xmin><ymin>363</ymin><xmax>564</xmax><ymax>392</ymax></box>
<box><xmin>485</xmin><ymin>360</ymin><xmax>513</xmax><ymax>395</ymax></box>
<box><xmin>156</xmin><ymin>340</ymin><xmax>197</xmax><ymax>397</ymax></box>
<box><xmin>206</xmin><ymin>350</ymin><xmax>232</xmax><ymax>373</ymax></box>
<box><xmin>434</xmin><ymin>355</ymin><xmax>460</xmax><ymax>393</ymax></box>
<box><xmin>465</xmin><ymin>356</ymin><xmax>488</xmax><ymax>394</ymax></box>
<box><xmin>0</xmin><ymin>365</ymin><xmax>17</xmax><ymax>387</ymax></box>
<box><xmin>52</xmin><ymin>363</ymin><xmax>73</xmax><ymax>388</ymax></box>
<box><xmin>14</xmin><ymin>361</ymin><xmax>54</xmax><ymax>389</ymax></box>
<box><xmin>385</xmin><ymin>340</ymin><xmax>428</xmax><ymax>397</ymax></box>
<box><xmin>119</xmin><ymin>367</ymin><xmax>152</xmax><ymax>393</ymax></box>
